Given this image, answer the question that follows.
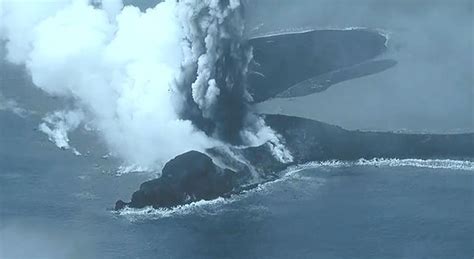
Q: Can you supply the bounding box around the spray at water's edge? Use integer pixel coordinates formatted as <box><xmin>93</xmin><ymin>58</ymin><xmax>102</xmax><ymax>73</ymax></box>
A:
<box><xmin>38</xmin><ymin>109</ymin><xmax>84</xmax><ymax>155</ymax></box>
<box><xmin>286</xmin><ymin>158</ymin><xmax>474</xmax><ymax>173</ymax></box>
<box><xmin>117</xmin><ymin>158</ymin><xmax>473</xmax><ymax>221</ymax></box>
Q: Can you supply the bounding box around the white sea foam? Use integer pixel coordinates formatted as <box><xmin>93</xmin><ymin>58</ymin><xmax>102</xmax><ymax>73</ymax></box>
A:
<box><xmin>115</xmin><ymin>164</ymin><xmax>154</xmax><ymax>176</ymax></box>
<box><xmin>291</xmin><ymin>158</ymin><xmax>474</xmax><ymax>173</ymax></box>
<box><xmin>117</xmin><ymin>197</ymin><xmax>233</xmax><ymax>221</ymax></box>
<box><xmin>117</xmin><ymin>158</ymin><xmax>473</xmax><ymax>220</ymax></box>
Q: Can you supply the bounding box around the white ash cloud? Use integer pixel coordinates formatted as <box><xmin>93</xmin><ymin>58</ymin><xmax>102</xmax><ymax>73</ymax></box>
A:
<box><xmin>39</xmin><ymin>109</ymin><xmax>84</xmax><ymax>155</ymax></box>
<box><xmin>1</xmin><ymin>0</ymin><xmax>291</xmax><ymax>167</ymax></box>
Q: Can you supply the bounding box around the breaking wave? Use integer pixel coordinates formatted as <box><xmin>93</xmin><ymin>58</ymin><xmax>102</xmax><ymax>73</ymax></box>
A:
<box><xmin>291</xmin><ymin>158</ymin><xmax>474</xmax><ymax>172</ymax></box>
<box><xmin>117</xmin><ymin>158</ymin><xmax>473</xmax><ymax>221</ymax></box>
<box><xmin>117</xmin><ymin>197</ymin><xmax>233</xmax><ymax>221</ymax></box>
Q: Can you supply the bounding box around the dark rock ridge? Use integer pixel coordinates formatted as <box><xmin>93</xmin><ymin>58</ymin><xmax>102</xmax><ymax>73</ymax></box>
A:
<box><xmin>116</xmin><ymin>115</ymin><xmax>473</xmax><ymax>210</ymax></box>
<box><xmin>115</xmin><ymin>151</ymin><xmax>237</xmax><ymax>210</ymax></box>
<box><xmin>248</xmin><ymin>29</ymin><xmax>389</xmax><ymax>102</ymax></box>
<box><xmin>275</xmin><ymin>59</ymin><xmax>397</xmax><ymax>98</ymax></box>
<box><xmin>241</xmin><ymin>115</ymin><xmax>474</xmax><ymax>173</ymax></box>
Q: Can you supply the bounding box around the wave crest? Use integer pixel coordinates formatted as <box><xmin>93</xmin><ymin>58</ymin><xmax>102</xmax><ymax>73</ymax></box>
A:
<box><xmin>117</xmin><ymin>158</ymin><xmax>473</xmax><ymax>220</ymax></box>
<box><xmin>291</xmin><ymin>158</ymin><xmax>474</xmax><ymax>172</ymax></box>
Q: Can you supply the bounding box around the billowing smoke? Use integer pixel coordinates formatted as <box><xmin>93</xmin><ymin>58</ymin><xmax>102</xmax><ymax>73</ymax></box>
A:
<box><xmin>175</xmin><ymin>0</ymin><xmax>252</xmax><ymax>144</ymax></box>
<box><xmin>1</xmin><ymin>0</ymin><xmax>291</xmax><ymax>168</ymax></box>
<box><xmin>174</xmin><ymin>0</ymin><xmax>291</xmax><ymax>163</ymax></box>
<box><xmin>39</xmin><ymin>109</ymin><xmax>84</xmax><ymax>155</ymax></box>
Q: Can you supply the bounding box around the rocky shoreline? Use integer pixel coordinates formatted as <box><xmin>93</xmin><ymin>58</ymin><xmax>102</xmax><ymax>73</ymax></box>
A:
<box><xmin>116</xmin><ymin>114</ymin><xmax>473</xmax><ymax>210</ymax></box>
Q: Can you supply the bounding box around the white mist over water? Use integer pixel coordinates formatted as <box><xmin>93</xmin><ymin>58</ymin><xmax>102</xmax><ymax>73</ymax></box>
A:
<box><xmin>39</xmin><ymin>109</ymin><xmax>84</xmax><ymax>155</ymax></box>
<box><xmin>1</xmin><ymin>0</ymin><xmax>289</xmax><ymax>168</ymax></box>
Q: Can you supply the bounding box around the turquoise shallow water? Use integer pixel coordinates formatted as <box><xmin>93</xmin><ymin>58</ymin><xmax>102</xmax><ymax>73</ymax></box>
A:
<box><xmin>1</xmin><ymin>111</ymin><xmax>473</xmax><ymax>259</ymax></box>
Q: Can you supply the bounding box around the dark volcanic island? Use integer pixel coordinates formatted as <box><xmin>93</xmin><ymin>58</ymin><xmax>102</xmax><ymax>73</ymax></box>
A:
<box><xmin>115</xmin><ymin>29</ymin><xmax>474</xmax><ymax>211</ymax></box>
<box><xmin>116</xmin><ymin>114</ymin><xmax>474</xmax><ymax>210</ymax></box>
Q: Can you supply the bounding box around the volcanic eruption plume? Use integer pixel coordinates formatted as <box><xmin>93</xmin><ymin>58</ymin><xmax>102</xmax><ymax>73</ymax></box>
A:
<box><xmin>0</xmin><ymin>0</ymin><xmax>292</xmax><ymax>168</ymax></box>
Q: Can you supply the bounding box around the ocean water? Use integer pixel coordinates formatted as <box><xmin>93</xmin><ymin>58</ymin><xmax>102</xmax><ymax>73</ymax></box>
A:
<box><xmin>1</xmin><ymin>0</ymin><xmax>473</xmax><ymax>258</ymax></box>
<box><xmin>1</xmin><ymin>111</ymin><xmax>473</xmax><ymax>259</ymax></box>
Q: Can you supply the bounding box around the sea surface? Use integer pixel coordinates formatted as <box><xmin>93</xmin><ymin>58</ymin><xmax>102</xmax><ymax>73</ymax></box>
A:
<box><xmin>1</xmin><ymin>0</ymin><xmax>473</xmax><ymax>258</ymax></box>
<box><xmin>1</xmin><ymin>111</ymin><xmax>473</xmax><ymax>259</ymax></box>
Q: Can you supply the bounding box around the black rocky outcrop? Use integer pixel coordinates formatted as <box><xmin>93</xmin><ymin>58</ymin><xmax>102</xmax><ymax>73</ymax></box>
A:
<box><xmin>269</xmin><ymin>114</ymin><xmax>473</xmax><ymax>162</ymax></box>
<box><xmin>116</xmin><ymin>115</ymin><xmax>474</xmax><ymax>210</ymax></box>
<box><xmin>115</xmin><ymin>151</ymin><xmax>237</xmax><ymax>210</ymax></box>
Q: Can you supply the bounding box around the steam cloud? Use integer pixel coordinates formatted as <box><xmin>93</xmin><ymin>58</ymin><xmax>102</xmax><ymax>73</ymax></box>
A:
<box><xmin>1</xmin><ymin>0</ymin><xmax>291</xmax><ymax>168</ymax></box>
<box><xmin>39</xmin><ymin>109</ymin><xmax>84</xmax><ymax>155</ymax></box>
<box><xmin>175</xmin><ymin>0</ymin><xmax>252</xmax><ymax>144</ymax></box>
